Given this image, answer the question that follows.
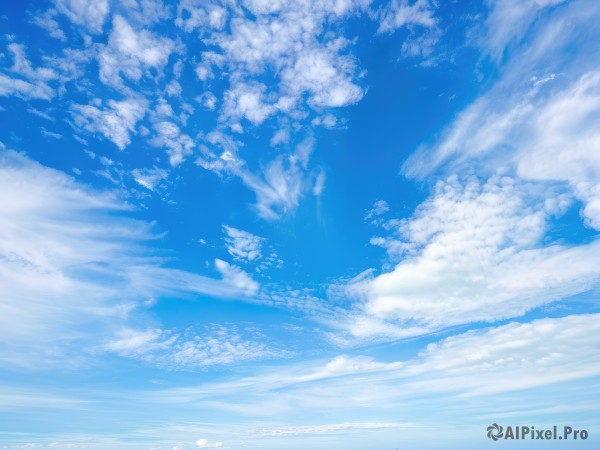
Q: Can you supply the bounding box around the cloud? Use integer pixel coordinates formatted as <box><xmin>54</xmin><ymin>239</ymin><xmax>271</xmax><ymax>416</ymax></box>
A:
<box><xmin>104</xmin><ymin>325</ymin><xmax>281</xmax><ymax>368</ymax></box>
<box><xmin>365</xmin><ymin>199</ymin><xmax>389</xmax><ymax>222</ymax></box>
<box><xmin>214</xmin><ymin>259</ymin><xmax>260</xmax><ymax>296</ymax></box>
<box><xmin>197</xmin><ymin>134</ymin><xmax>318</xmax><ymax>220</ymax></box>
<box><xmin>403</xmin><ymin>0</ymin><xmax>600</xmax><ymax>181</ymax></box>
<box><xmin>353</xmin><ymin>0</ymin><xmax>600</xmax><ymax>340</ymax></box>
<box><xmin>40</xmin><ymin>127</ymin><xmax>62</xmax><ymax>140</ymax></box>
<box><xmin>223</xmin><ymin>225</ymin><xmax>264</xmax><ymax>262</ymax></box>
<box><xmin>153</xmin><ymin>314</ymin><xmax>600</xmax><ymax>417</ymax></box>
<box><xmin>0</xmin><ymin>43</ymin><xmax>57</xmax><ymax>100</ymax></box>
<box><xmin>31</xmin><ymin>8</ymin><xmax>66</xmax><ymax>41</ymax></box>
<box><xmin>402</xmin><ymin>0</ymin><xmax>600</xmax><ymax>236</ymax></box>
<box><xmin>378</xmin><ymin>0</ymin><xmax>437</xmax><ymax>33</ymax></box>
<box><xmin>343</xmin><ymin>176</ymin><xmax>600</xmax><ymax>338</ymax></box>
<box><xmin>149</xmin><ymin>121</ymin><xmax>195</xmax><ymax>166</ymax></box>
<box><xmin>194</xmin><ymin>0</ymin><xmax>369</xmax><ymax>128</ymax></box>
<box><xmin>98</xmin><ymin>15</ymin><xmax>175</xmax><ymax>88</ymax></box>
<box><xmin>515</xmin><ymin>71</ymin><xmax>600</xmax><ymax>229</ymax></box>
<box><xmin>0</xmin><ymin>74</ymin><xmax>54</xmax><ymax>100</ymax></box>
<box><xmin>196</xmin><ymin>438</ymin><xmax>223</xmax><ymax>448</ymax></box>
<box><xmin>55</xmin><ymin>0</ymin><xmax>110</xmax><ymax>34</ymax></box>
<box><xmin>0</xmin><ymin>150</ymin><xmax>263</xmax><ymax>369</ymax></box>
<box><xmin>27</xmin><ymin>108</ymin><xmax>55</xmax><ymax>121</ymax></box>
<box><xmin>478</xmin><ymin>0</ymin><xmax>567</xmax><ymax>61</ymax></box>
<box><xmin>132</xmin><ymin>166</ymin><xmax>169</xmax><ymax>191</ymax></box>
<box><xmin>71</xmin><ymin>96</ymin><xmax>148</xmax><ymax>149</ymax></box>
<box><xmin>221</xmin><ymin>81</ymin><xmax>275</xmax><ymax>126</ymax></box>
<box><xmin>255</xmin><ymin>421</ymin><xmax>409</xmax><ymax>436</ymax></box>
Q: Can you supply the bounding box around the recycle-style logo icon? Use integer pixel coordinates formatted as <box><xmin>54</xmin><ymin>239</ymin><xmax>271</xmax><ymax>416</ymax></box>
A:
<box><xmin>487</xmin><ymin>423</ymin><xmax>504</xmax><ymax>441</ymax></box>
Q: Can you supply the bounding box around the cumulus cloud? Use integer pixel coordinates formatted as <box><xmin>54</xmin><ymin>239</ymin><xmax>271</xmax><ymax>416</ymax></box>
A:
<box><xmin>365</xmin><ymin>199</ymin><xmax>389</xmax><ymax>222</ymax></box>
<box><xmin>98</xmin><ymin>15</ymin><xmax>175</xmax><ymax>88</ymax></box>
<box><xmin>378</xmin><ymin>0</ymin><xmax>437</xmax><ymax>33</ymax></box>
<box><xmin>71</xmin><ymin>96</ymin><xmax>148</xmax><ymax>149</ymax></box>
<box><xmin>193</xmin><ymin>0</ymin><xmax>369</xmax><ymax>128</ymax></box>
<box><xmin>196</xmin><ymin>438</ymin><xmax>223</xmax><ymax>448</ymax></box>
<box><xmin>32</xmin><ymin>8</ymin><xmax>67</xmax><ymax>41</ymax></box>
<box><xmin>0</xmin><ymin>73</ymin><xmax>54</xmax><ymax>100</ymax></box>
<box><xmin>149</xmin><ymin>121</ymin><xmax>195</xmax><ymax>166</ymax></box>
<box><xmin>345</xmin><ymin>176</ymin><xmax>600</xmax><ymax>337</ymax></box>
<box><xmin>54</xmin><ymin>0</ymin><xmax>110</xmax><ymax>34</ymax></box>
<box><xmin>516</xmin><ymin>71</ymin><xmax>600</xmax><ymax>229</ymax></box>
<box><xmin>0</xmin><ymin>43</ymin><xmax>57</xmax><ymax>100</ymax></box>
<box><xmin>223</xmin><ymin>225</ymin><xmax>264</xmax><ymax>262</ymax></box>
<box><xmin>360</xmin><ymin>0</ymin><xmax>600</xmax><ymax>340</ymax></box>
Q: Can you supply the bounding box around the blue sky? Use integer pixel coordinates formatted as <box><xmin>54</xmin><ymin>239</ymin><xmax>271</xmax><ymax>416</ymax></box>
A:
<box><xmin>1</xmin><ymin>0</ymin><xmax>599</xmax><ymax>449</ymax></box>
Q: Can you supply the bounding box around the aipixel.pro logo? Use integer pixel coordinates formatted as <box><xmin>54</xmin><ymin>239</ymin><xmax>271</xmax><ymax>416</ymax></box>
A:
<box><xmin>487</xmin><ymin>423</ymin><xmax>589</xmax><ymax>441</ymax></box>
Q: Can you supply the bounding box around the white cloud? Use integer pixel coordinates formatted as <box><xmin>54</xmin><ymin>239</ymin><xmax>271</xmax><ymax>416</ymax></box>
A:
<box><xmin>104</xmin><ymin>328</ymin><xmax>177</xmax><ymax>356</ymax></box>
<box><xmin>176</xmin><ymin>0</ymin><xmax>227</xmax><ymax>33</ymax></box>
<box><xmin>403</xmin><ymin>2</ymin><xmax>600</xmax><ymax>232</ymax></box>
<box><xmin>365</xmin><ymin>199</ymin><xmax>389</xmax><ymax>222</ymax></box>
<box><xmin>40</xmin><ymin>127</ymin><xmax>62</xmax><ymax>140</ymax></box>
<box><xmin>404</xmin><ymin>0</ymin><xmax>600</xmax><ymax>180</ymax></box>
<box><xmin>376</xmin><ymin>1</ymin><xmax>600</xmax><ymax>339</ymax></box>
<box><xmin>178</xmin><ymin>0</ymin><xmax>444</xmax><ymax>220</ymax></box>
<box><xmin>0</xmin><ymin>74</ymin><xmax>53</xmax><ymax>100</ymax></box>
<box><xmin>32</xmin><ymin>8</ymin><xmax>66</xmax><ymax>41</ymax></box>
<box><xmin>71</xmin><ymin>96</ymin><xmax>147</xmax><ymax>149</ymax></box>
<box><xmin>98</xmin><ymin>15</ymin><xmax>175</xmax><ymax>88</ymax></box>
<box><xmin>279</xmin><ymin>45</ymin><xmax>363</xmax><ymax>109</ymax></box>
<box><xmin>336</xmin><ymin>176</ymin><xmax>600</xmax><ymax>338</ymax></box>
<box><xmin>479</xmin><ymin>0</ymin><xmax>567</xmax><ymax>61</ymax></box>
<box><xmin>255</xmin><ymin>421</ymin><xmax>409</xmax><ymax>436</ymax></box>
<box><xmin>515</xmin><ymin>71</ymin><xmax>600</xmax><ymax>229</ymax></box>
<box><xmin>197</xmin><ymin>91</ymin><xmax>217</xmax><ymax>110</ymax></box>
<box><xmin>132</xmin><ymin>166</ymin><xmax>169</xmax><ymax>191</ymax></box>
<box><xmin>378</xmin><ymin>0</ymin><xmax>437</xmax><ymax>33</ymax></box>
<box><xmin>54</xmin><ymin>0</ymin><xmax>110</xmax><ymax>34</ymax></box>
<box><xmin>214</xmin><ymin>259</ymin><xmax>260</xmax><ymax>296</ymax></box>
<box><xmin>27</xmin><ymin>108</ymin><xmax>55</xmax><ymax>121</ymax></box>
<box><xmin>0</xmin><ymin>151</ymin><xmax>265</xmax><ymax>368</ymax></box>
<box><xmin>237</xmin><ymin>156</ymin><xmax>306</xmax><ymax>220</ymax></box>
<box><xmin>149</xmin><ymin>121</ymin><xmax>195</xmax><ymax>166</ymax></box>
<box><xmin>104</xmin><ymin>325</ymin><xmax>280</xmax><ymax>368</ymax></box>
<box><xmin>313</xmin><ymin>170</ymin><xmax>326</xmax><ymax>196</ymax></box>
<box><xmin>197</xmin><ymin>134</ymin><xmax>317</xmax><ymax>220</ymax></box>
<box><xmin>195</xmin><ymin>0</ymin><xmax>368</xmax><ymax>128</ymax></box>
<box><xmin>223</xmin><ymin>225</ymin><xmax>264</xmax><ymax>262</ymax></box>
<box><xmin>196</xmin><ymin>438</ymin><xmax>223</xmax><ymax>448</ymax></box>
<box><xmin>0</xmin><ymin>43</ymin><xmax>56</xmax><ymax>100</ymax></box>
<box><xmin>154</xmin><ymin>314</ymin><xmax>600</xmax><ymax>418</ymax></box>
<box><xmin>119</xmin><ymin>0</ymin><xmax>171</xmax><ymax>25</ymax></box>
<box><xmin>221</xmin><ymin>82</ymin><xmax>275</xmax><ymax>127</ymax></box>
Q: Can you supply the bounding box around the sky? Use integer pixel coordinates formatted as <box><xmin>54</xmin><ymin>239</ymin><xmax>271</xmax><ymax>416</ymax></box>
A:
<box><xmin>0</xmin><ymin>0</ymin><xmax>599</xmax><ymax>449</ymax></box>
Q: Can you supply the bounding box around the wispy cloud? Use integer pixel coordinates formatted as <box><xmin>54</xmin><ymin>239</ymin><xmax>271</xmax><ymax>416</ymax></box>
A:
<box><xmin>151</xmin><ymin>314</ymin><xmax>600</xmax><ymax>418</ymax></box>
<box><xmin>103</xmin><ymin>324</ymin><xmax>283</xmax><ymax>369</ymax></box>
<box><xmin>0</xmin><ymin>150</ymin><xmax>261</xmax><ymax>369</ymax></box>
